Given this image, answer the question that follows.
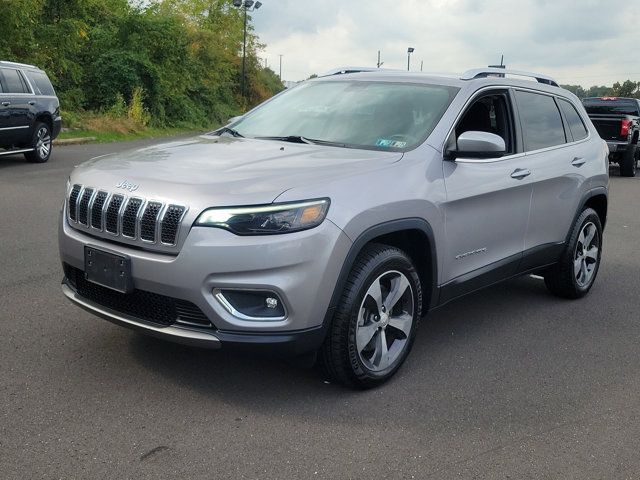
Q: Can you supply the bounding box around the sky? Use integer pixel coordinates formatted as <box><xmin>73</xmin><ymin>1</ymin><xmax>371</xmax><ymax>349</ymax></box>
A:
<box><xmin>253</xmin><ymin>0</ymin><xmax>640</xmax><ymax>87</ymax></box>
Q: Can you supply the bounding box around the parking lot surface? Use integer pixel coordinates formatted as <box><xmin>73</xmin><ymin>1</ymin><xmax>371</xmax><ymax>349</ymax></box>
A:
<box><xmin>2</xmin><ymin>140</ymin><xmax>639</xmax><ymax>479</ymax></box>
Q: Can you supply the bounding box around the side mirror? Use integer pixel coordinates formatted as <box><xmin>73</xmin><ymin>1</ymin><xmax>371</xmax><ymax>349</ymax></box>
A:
<box><xmin>446</xmin><ymin>131</ymin><xmax>506</xmax><ymax>160</ymax></box>
<box><xmin>227</xmin><ymin>115</ymin><xmax>243</xmax><ymax>125</ymax></box>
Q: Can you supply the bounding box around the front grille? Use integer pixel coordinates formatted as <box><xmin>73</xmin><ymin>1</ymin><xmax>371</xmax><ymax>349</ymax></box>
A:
<box><xmin>78</xmin><ymin>188</ymin><xmax>94</xmax><ymax>225</ymax></box>
<box><xmin>91</xmin><ymin>191</ymin><xmax>108</xmax><ymax>229</ymax></box>
<box><xmin>122</xmin><ymin>198</ymin><xmax>143</xmax><ymax>238</ymax></box>
<box><xmin>68</xmin><ymin>185</ymin><xmax>81</xmax><ymax>221</ymax></box>
<box><xmin>161</xmin><ymin>206</ymin><xmax>185</xmax><ymax>245</ymax></box>
<box><xmin>64</xmin><ymin>264</ymin><xmax>213</xmax><ymax>328</ymax></box>
<box><xmin>105</xmin><ymin>194</ymin><xmax>124</xmax><ymax>234</ymax></box>
<box><xmin>67</xmin><ymin>184</ymin><xmax>186</xmax><ymax>247</ymax></box>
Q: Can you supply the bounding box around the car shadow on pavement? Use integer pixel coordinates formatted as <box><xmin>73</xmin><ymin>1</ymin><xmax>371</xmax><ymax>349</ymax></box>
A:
<box><xmin>125</xmin><ymin>274</ymin><xmax>566</xmax><ymax>405</ymax></box>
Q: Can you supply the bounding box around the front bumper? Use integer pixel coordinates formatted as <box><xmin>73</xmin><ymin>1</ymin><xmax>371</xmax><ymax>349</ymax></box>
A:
<box><xmin>59</xmin><ymin>210</ymin><xmax>351</xmax><ymax>353</ymax></box>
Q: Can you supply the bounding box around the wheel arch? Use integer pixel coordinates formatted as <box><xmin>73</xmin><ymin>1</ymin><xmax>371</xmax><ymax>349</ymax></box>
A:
<box><xmin>569</xmin><ymin>188</ymin><xmax>608</xmax><ymax>240</ymax></box>
<box><xmin>325</xmin><ymin>219</ymin><xmax>438</xmax><ymax>325</ymax></box>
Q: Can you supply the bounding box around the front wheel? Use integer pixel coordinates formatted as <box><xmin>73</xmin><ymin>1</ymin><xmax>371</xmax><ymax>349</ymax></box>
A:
<box><xmin>24</xmin><ymin>122</ymin><xmax>52</xmax><ymax>163</ymax></box>
<box><xmin>319</xmin><ymin>244</ymin><xmax>423</xmax><ymax>388</ymax></box>
<box><xmin>544</xmin><ymin>208</ymin><xmax>603</xmax><ymax>299</ymax></box>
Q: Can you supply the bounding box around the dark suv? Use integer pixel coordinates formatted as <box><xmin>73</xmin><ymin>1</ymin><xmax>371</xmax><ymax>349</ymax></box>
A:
<box><xmin>0</xmin><ymin>61</ymin><xmax>61</xmax><ymax>163</ymax></box>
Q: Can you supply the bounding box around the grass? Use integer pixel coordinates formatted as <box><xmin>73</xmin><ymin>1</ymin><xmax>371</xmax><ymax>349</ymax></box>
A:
<box><xmin>58</xmin><ymin>111</ymin><xmax>212</xmax><ymax>143</ymax></box>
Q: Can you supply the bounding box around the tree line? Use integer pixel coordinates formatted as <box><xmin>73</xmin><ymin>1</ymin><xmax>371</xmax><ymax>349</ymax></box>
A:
<box><xmin>0</xmin><ymin>0</ymin><xmax>284</xmax><ymax>127</ymax></box>
<box><xmin>561</xmin><ymin>80</ymin><xmax>640</xmax><ymax>99</ymax></box>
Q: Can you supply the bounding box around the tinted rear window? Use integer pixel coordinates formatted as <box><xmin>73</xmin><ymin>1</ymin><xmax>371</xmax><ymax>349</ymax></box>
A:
<box><xmin>25</xmin><ymin>71</ymin><xmax>56</xmax><ymax>96</ymax></box>
<box><xmin>516</xmin><ymin>91</ymin><xmax>566</xmax><ymax>151</ymax></box>
<box><xmin>583</xmin><ymin>99</ymin><xmax>639</xmax><ymax>116</ymax></box>
<box><xmin>558</xmin><ymin>99</ymin><xmax>588</xmax><ymax>141</ymax></box>
<box><xmin>0</xmin><ymin>68</ymin><xmax>30</xmax><ymax>93</ymax></box>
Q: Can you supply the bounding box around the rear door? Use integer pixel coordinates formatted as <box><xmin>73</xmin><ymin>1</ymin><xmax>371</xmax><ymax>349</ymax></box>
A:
<box><xmin>0</xmin><ymin>67</ymin><xmax>33</xmax><ymax>145</ymax></box>
<box><xmin>517</xmin><ymin>91</ymin><xmax>591</xmax><ymax>269</ymax></box>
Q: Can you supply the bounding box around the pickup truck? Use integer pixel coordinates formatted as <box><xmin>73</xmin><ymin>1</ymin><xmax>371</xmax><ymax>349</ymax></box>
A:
<box><xmin>582</xmin><ymin>96</ymin><xmax>640</xmax><ymax>177</ymax></box>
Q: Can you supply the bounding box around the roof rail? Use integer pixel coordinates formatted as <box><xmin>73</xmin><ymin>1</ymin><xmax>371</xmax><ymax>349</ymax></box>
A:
<box><xmin>320</xmin><ymin>66</ymin><xmax>394</xmax><ymax>77</ymax></box>
<box><xmin>0</xmin><ymin>60</ymin><xmax>38</xmax><ymax>69</ymax></box>
<box><xmin>461</xmin><ymin>68</ymin><xmax>559</xmax><ymax>87</ymax></box>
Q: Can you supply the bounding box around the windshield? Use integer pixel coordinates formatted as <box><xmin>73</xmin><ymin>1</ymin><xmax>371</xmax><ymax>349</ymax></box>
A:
<box><xmin>231</xmin><ymin>80</ymin><xmax>459</xmax><ymax>151</ymax></box>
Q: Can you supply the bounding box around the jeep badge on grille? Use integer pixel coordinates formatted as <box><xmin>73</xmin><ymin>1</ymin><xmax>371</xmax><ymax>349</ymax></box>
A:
<box><xmin>116</xmin><ymin>180</ymin><xmax>139</xmax><ymax>192</ymax></box>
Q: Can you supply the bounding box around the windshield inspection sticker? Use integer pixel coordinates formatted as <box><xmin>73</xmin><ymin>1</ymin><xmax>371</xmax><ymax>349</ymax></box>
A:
<box><xmin>376</xmin><ymin>139</ymin><xmax>407</xmax><ymax>148</ymax></box>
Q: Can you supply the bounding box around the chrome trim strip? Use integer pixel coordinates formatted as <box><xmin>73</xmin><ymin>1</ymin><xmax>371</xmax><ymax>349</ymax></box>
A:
<box><xmin>214</xmin><ymin>290</ymin><xmax>288</xmax><ymax>322</ymax></box>
<box><xmin>0</xmin><ymin>126</ymin><xmax>30</xmax><ymax>131</ymax></box>
<box><xmin>62</xmin><ymin>283</ymin><xmax>221</xmax><ymax>349</ymax></box>
<box><xmin>0</xmin><ymin>147</ymin><xmax>34</xmax><ymax>156</ymax></box>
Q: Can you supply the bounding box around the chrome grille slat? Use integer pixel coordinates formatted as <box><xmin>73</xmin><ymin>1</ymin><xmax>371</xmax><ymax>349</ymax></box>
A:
<box><xmin>78</xmin><ymin>188</ymin><xmax>94</xmax><ymax>225</ymax></box>
<box><xmin>161</xmin><ymin>205</ymin><xmax>185</xmax><ymax>246</ymax></box>
<box><xmin>140</xmin><ymin>202</ymin><xmax>163</xmax><ymax>242</ymax></box>
<box><xmin>122</xmin><ymin>198</ymin><xmax>143</xmax><ymax>238</ymax></box>
<box><xmin>67</xmin><ymin>184</ymin><xmax>186</xmax><ymax>248</ymax></box>
<box><xmin>90</xmin><ymin>191</ymin><xmax>109</xmax><ymax>230</ymax></box>
<box><xmin>68</xmin><ymin>184</ymin><xmax>82</xmax><ymax>222</ymax></box>
<box><xmin>105</xmin><ymin>194</ymin><xmax>125</xmax><ymax>234</ymax></box>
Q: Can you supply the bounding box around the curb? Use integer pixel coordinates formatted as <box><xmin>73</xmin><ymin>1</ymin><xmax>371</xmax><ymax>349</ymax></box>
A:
<box><xmin>54</xmin><ymin>137</ymin><xmax>97</xmax><ymax>146</ymax></box>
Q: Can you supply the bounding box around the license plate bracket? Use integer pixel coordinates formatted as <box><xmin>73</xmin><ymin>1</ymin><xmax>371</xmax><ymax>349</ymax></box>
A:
<box><xmin>84</xmin><ymin>246</ymin><xmax>132</xmax><ymax>293</ymax></box>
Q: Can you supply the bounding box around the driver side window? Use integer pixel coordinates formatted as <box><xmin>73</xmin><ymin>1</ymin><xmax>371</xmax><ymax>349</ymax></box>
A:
<box><xmin>455</xmin><ymin>92</ymin><xmax>515</xmax><ymax>155</ymax></box>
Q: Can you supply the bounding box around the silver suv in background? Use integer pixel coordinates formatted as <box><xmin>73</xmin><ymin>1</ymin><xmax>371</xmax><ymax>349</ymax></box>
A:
<box><xmin>59</xmin><ymin>68</ymin><xmax>609</xmax><ymax>388</ymax></box>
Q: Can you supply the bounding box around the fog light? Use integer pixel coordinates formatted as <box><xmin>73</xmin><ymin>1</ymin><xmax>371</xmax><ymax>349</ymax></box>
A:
<box><xmin>214</xmin><ymin>289</ymin><xmax>286</xmax><ymax>320</ymax></box>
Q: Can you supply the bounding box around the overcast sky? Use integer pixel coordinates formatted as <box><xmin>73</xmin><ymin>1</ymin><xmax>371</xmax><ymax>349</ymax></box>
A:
<box><xmin>253</xmin><ymin>0</ymin><xmax>640</xmax><ymax>87</ymax></box>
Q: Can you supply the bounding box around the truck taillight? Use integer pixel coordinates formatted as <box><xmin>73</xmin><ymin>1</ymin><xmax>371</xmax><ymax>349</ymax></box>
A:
<box><xmin>621</xmin><ymin>119</ymin><xmax>631</xmax><ymax>137</ymax></box>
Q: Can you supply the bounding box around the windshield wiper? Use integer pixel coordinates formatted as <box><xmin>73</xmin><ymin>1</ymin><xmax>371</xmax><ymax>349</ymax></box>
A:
<box><xmin>256</xmin><ymin>135</ymin><xmax>347</xmax><ymax>147</ymax></box>
<box><xmin>214</xmin><ymin>126</ymin><xmax>244</xmax><ymax>138</ymax></box>
<box><xmin>256</xmin><ymin>135</ymin><xmax>315</xmax><ymax>144</ymax></box>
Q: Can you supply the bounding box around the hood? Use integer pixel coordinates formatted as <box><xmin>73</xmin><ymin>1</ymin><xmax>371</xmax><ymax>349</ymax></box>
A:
<box><xmin>71</xmin><ymin>134</ymin><xmax>403</xmax><ymax>207</ymax></box>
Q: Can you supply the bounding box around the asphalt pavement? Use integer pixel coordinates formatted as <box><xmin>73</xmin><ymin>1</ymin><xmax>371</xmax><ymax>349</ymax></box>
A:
<box><xmin>2</xmin><ymin>139</ymin><xmax>639</xmax><ymax>479</ymax></box>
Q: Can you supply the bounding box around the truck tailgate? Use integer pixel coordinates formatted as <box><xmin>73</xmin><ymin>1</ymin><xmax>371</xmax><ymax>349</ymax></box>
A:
<box><xmin>591</xmin><ymin>118</ymin><xmax>623</xmax><ymax>141</ymax></box>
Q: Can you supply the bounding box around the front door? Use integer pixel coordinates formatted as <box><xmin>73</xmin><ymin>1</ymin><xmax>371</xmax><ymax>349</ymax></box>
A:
<box><xmin>441</xmin><ymin>89</ymin><xmax>532</xmax><ymax>300</ymax></box>
<box><xmin>0</xmin><ymin>67</ymin><xmax>32</xmax><ymax>146</ymax></box>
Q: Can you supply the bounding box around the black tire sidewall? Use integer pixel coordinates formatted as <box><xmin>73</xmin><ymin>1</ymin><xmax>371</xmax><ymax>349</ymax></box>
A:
<box><xmin>345</xmin><ymin>251</ymin><xmax>422</xmax><ymax>383</ymax></box>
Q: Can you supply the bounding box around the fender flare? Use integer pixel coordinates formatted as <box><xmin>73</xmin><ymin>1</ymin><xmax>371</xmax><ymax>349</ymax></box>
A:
<box><xmin>323</xmin><ymin>218</ymin><xmax>439</xmax><ymax>328</ymax></box>
<box><xmin>566</xmin><ymin>186</ymin><xmax>608</xmax><ymax>243</ymax></box>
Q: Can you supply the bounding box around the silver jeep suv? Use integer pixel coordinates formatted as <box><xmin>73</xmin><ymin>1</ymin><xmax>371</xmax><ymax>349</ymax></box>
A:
<box><xmin>59</xmin><ymin>68</ymin><xmax>609</xmax><ymax>388</ymax></box>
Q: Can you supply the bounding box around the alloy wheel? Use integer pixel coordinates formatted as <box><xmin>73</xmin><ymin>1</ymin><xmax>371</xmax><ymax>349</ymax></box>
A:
<box><xmin>574</xmin><ymin>221</ymin><xmax>599</xmax><ymax>287</ymax></box>
<box><xmin>356</xmin><ymin>270</ymin><xmax>414</xmax><ymax>372</ymax></box>
<box><xmin>36</xmin><ymin>127</ymin><xmax>51</xmax><ymax>159</ymax></box>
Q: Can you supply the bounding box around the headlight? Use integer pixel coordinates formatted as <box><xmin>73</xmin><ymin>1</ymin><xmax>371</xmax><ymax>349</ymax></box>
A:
<box><xmin>195</xmin><ymin>199</ymin><xmax>330</xmax><ymax>235</ymax></box>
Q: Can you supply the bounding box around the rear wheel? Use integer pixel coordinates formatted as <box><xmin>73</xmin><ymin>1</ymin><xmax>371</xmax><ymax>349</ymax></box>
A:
<box><xmin>318</xmin><ymin>244</ymin><xmax>422</xmax><ymax>388</ymax></box>
<box><xmin>24</xmin><ymin>122</ymin><xmax>52</xmax><ymax>163</ymax></box>
<box><xmin>544</xmin><ymin>208</ymin><xmax>602</xmax><ymax>299</ymax></box>
<box><xmin>619</xmin><ymin>144</ymin><xmax>637</xmax><ymax>177</ymax></box>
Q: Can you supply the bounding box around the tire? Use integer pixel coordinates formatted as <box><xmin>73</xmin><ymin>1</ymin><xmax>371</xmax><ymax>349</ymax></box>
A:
<box><xmin>318</xmin><ymin>244</ymin><xmax>423</xmax><ymax>388</ymax></box>
<box><xmin>544</xmin><ymin>208</ymin><xmax>603</xmax><ymax>299</ymax></box>
<box><xmin>619</xmin><ymin>144</ymin><xmax>637</xmax><ymax>177</ymax></box>
<box><xmin>24</xmin><ymin>122</ymin><xmax>52</xmax><ymax>163</ymax></box>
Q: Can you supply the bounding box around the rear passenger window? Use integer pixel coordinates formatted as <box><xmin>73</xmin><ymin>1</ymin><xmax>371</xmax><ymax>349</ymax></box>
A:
<box><xmin>0</xmin><ymin>68</ymin><xmax>30</xmax><ymax>93</ymax></box>
<box><xmin>25</xmin><ymin>71</ymin><xmax>56</xmax><ymax>96</ymax></box>
<box><xmin>516</xmin><ymin>91</ymin><xmax>566</xmax><ymax>151</ymax></box>
<box><xmin>558</xmin><ymin>99</ymin><xmax>588</xmax><ymax>141</ymax></box>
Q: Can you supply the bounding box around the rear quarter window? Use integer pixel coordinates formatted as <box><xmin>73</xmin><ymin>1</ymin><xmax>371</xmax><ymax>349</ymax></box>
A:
<box><xmin>516</xmin><ymin>91</ymin><xmax>566</xmax><ymax>151</ymax></box>
<box><xmin>558</xmin><ymin>99</ymin><xmax>588</xmax><ymax>141</ymax></box>
<box><xmin>25</xmin><ymin>71</ymin><xmax>56</xmax><ymax>96</ymax></box>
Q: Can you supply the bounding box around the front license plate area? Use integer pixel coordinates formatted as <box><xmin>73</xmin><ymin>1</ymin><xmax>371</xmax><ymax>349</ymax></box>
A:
<box><xmin>84</xmin><ymin>246</ymin><xmax>132</xmax><ymax>293</ymax></box>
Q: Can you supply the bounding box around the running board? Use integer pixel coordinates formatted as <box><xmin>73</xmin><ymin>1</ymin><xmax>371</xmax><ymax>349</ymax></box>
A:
<box><xmin>0</xmin><ymin>148</ymin><xmax>34</xmax><ymax>157</ymax></box>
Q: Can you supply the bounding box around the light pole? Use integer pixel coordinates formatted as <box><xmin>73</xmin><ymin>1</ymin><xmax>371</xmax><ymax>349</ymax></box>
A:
<box><xmin>233</xmin><ymin>0</ymin><xmax>262</xmax><ymax>98</ymax></box>
<box><xmin>279</xmin><ymin>54</ymin><xmax>283</xmax><ymax>81</ymax></box>
<box><xmin>407</xmin><ymin>47</ymin><xmax>415</xmax><ymax>71</ymax></box>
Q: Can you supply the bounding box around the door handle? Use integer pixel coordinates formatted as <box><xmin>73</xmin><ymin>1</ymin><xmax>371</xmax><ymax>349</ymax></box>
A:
<box><xmin>28</xmin><ymin>101</ymin><xmax>36</xmax><ymax>106</ymax></box>
<box><xmin>510</xmin><ymin>168</ymin><xmax>531</xmax><ymax>180</ymax></box>
<box><xmin>1</xmin><ymin>101</ymin><xmax>10</xmax><ymax>107</ymax></box>
<box><xmin>571</xmin><ymin>157</ymin><xmax>586</xmax><ymax>167</ymax></box>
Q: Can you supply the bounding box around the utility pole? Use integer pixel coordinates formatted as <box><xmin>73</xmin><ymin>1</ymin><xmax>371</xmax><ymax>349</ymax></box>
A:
<box><xmin>233</xmin><ymin>0</ymin><xmax>262</xmax><ymax>99</ymax></box>
<box><xmin>279</xmin><ymin>54</ymin><xmax>283</xmax><ymax>81</ymax></box>
<box><xmin>407</xmin><ymin>47</ymin><xmax>415</xmax><ymax>71</ymax></box>
<box><xmin>377</xmin><ymin>50</ymin><xmax>384</xmax><ymax>68</ymax></box>
<box><xmin>420</xmin><ymin>60</ymin><xmax>423</xmax><ymax>72</ymax></box>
